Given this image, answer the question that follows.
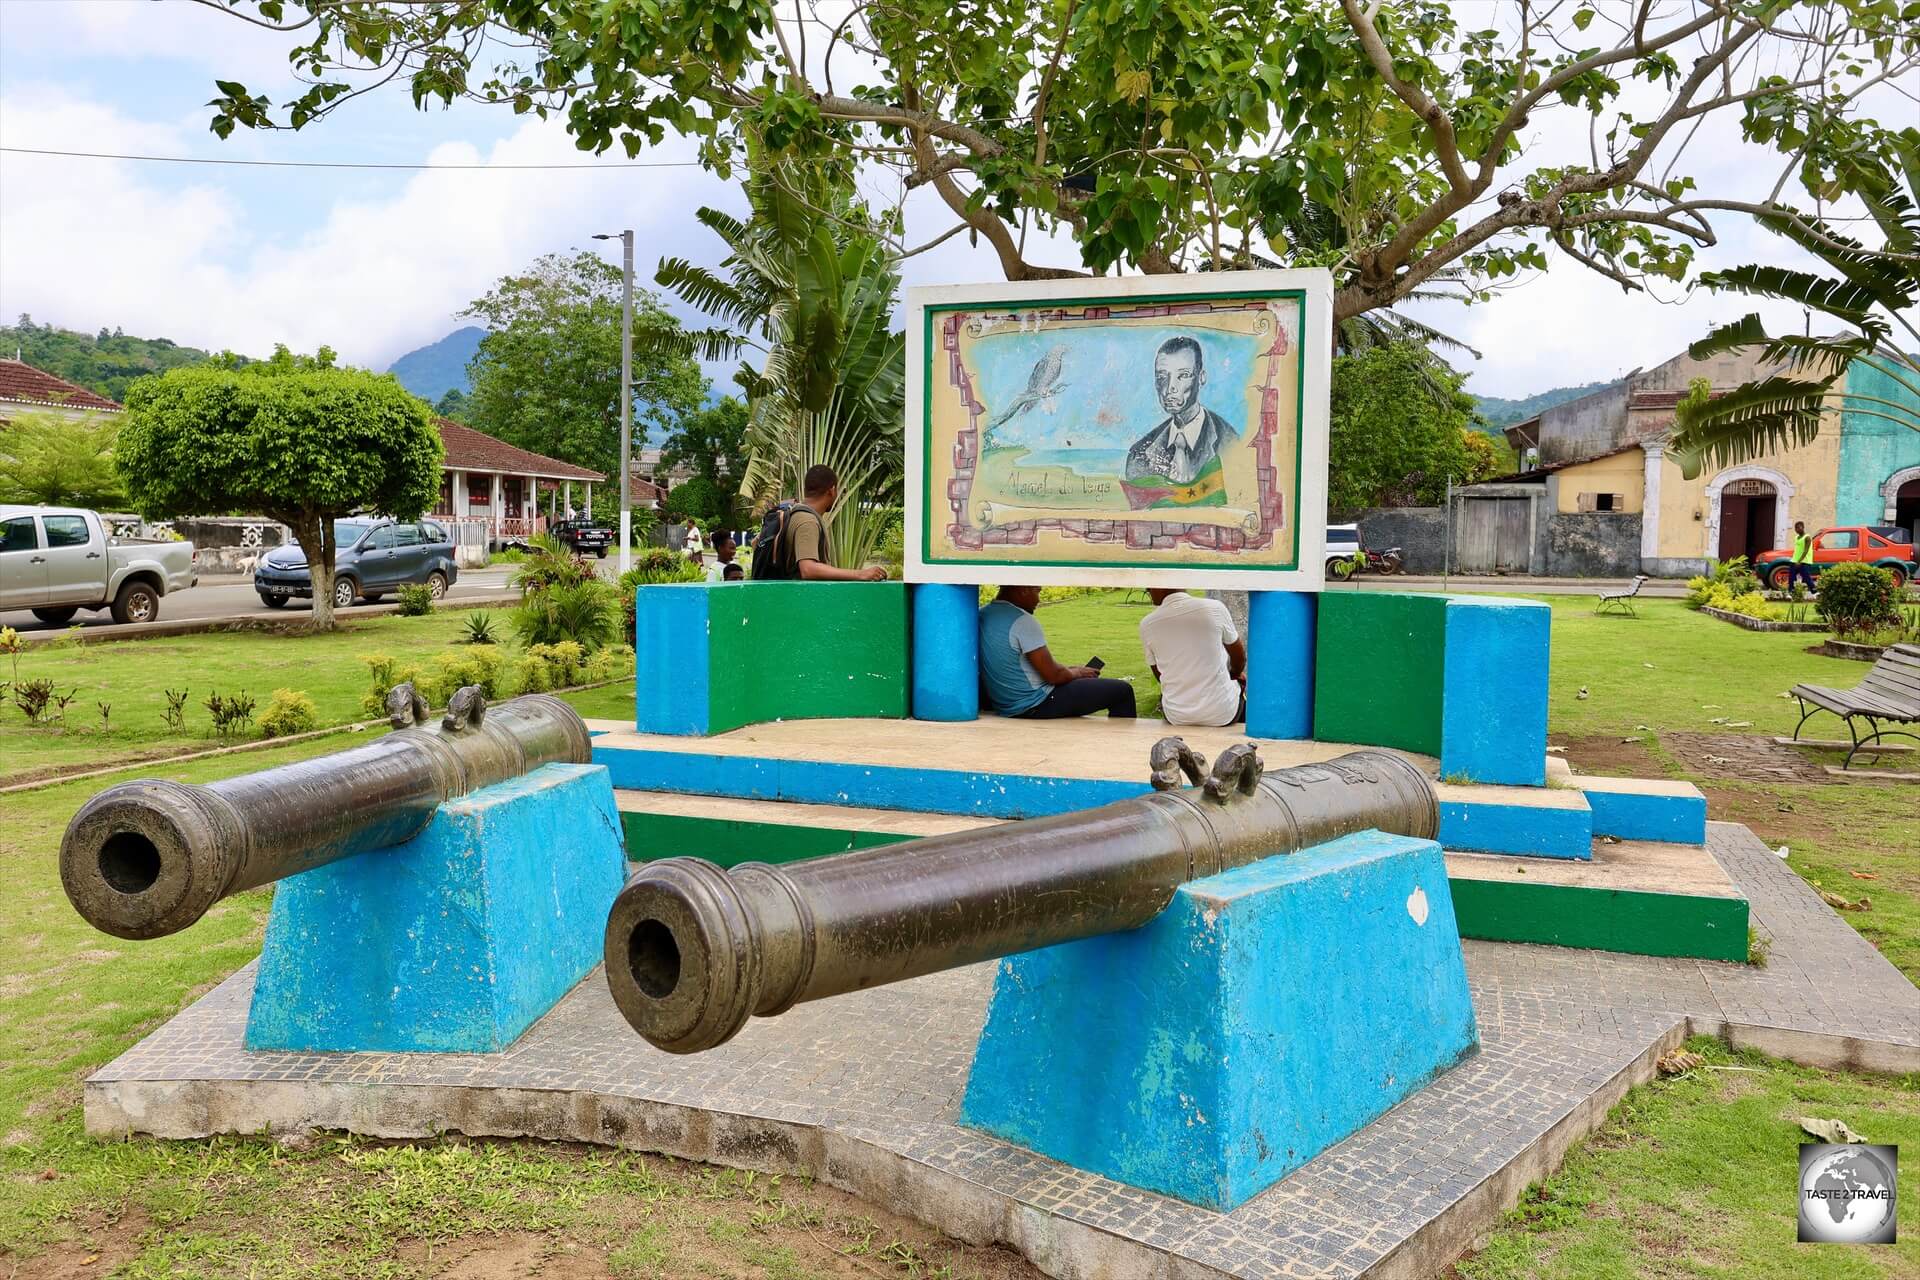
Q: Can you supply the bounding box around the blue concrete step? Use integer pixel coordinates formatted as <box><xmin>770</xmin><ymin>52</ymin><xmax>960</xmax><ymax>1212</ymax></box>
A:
<box><xmin>1573</xmin><ymin>776</ymin><xmax>1708</xmax><ymax>845</ymax></box>
<box><xmin>1435</xmin><ymin>782</ymin><xmax>1593</xmax><ymax>860</ymax></box>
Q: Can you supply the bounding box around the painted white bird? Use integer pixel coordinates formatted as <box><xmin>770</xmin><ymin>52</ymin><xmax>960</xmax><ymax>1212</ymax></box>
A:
<box><xmin>988</xmin><ymin>345</ymin><xmax>1070</xmax><ymax>431</ymax></box>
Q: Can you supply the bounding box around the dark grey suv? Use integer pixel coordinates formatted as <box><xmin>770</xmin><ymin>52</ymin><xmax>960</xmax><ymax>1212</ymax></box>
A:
<box><xmin>254</xmin><ymin>518</ymin><xmax>459</xmax><ymax>610</ymax></box>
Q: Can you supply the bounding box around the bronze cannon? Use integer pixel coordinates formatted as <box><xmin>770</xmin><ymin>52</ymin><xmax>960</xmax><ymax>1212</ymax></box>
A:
<box><xmin>61</xmin><ymin>687</ymin><xmax>592</xmax><ymax>939</ymax></box>
<box><xmin>604</xmin><ymin>743</ymin><xmax>1438</xmax><ymax>1054</ymax></box>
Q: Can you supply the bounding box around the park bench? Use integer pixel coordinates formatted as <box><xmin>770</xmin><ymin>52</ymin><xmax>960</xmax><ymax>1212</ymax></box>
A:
<box><xmin>1595</xmin><ymin>575</ymin><xmax>1649</xmax><ymax>616</ymax></box>
<box><xmin>1788</xmin><ymin>643</ymin><xmax>1920</xmax><ymax>769</ymax></box>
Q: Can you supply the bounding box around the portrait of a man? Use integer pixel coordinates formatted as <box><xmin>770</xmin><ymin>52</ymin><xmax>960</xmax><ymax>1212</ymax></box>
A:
<box><xmin>1124</xmin><ymin>336</ymin><xmax>1239</xmax><ymax>486</ymax></box>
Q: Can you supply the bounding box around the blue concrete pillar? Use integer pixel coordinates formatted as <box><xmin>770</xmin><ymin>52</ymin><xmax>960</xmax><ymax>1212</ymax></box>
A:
<box><xmin>1244</xmin><ymin>589</ymin><xmax>1316</xmax><ymax>739</ymax></box>
<box><xmin>959</xmin><ymin>831</ymin><xmax>1479</xmax><ymax>1210</ymax></box>
<box><xmin>245</xmin><ymin>763</ymin><xmax>628</xmax><ymax>1053</ymax></box>
<box><xmin>1440</xmin><ymin>597</ymin><xmax>1551</xmax><ymax>785</ymax></box>
<box><xmin>911</xmin><ymin>582</ymin><xmax>979</xmax><ymax>721</ymax></box>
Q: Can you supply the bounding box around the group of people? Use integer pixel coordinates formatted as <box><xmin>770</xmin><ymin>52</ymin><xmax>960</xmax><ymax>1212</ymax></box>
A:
<box><xmin>980</xmin><ymin>584</ymin><xmax>1246</xmax><ymax>727</ymax></box>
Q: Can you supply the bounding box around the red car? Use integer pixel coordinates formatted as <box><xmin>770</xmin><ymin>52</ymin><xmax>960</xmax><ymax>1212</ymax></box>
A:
<box><xmin>1753</xmin><ymin>525</ymin><xmax>1915</xmax><ymax>589</ymax></box>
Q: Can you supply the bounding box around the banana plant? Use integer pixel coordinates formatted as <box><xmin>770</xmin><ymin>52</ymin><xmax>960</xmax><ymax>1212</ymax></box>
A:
<box><xmin>1669</xmin><ymin>128</ymin><xmax>1920</xmax><ymax>480</ymax></box>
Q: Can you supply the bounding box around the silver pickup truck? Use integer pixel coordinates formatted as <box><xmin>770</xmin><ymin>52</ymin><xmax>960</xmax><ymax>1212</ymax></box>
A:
<box><xmin>0</xmin><ymin>505</ymin><xmax>198</xmax><ymax>625</ymax></box>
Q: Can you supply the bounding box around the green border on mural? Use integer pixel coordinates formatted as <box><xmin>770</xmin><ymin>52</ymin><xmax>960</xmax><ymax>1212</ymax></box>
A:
<box><xmin>920</xmin><ymin>289</ymin><xmax>1308</xmax><ymax>572</ymax></box>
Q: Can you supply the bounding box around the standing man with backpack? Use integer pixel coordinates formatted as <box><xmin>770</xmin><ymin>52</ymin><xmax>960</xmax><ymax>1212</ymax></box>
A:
<box><xmin>751</xmin><ymin>464</ymin><xmax>888</xmax><ymax>582</ymax></box>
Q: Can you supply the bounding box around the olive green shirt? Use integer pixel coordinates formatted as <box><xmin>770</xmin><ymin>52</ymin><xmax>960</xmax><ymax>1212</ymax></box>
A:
<box><xmin>788</xmin><ymin>506</ymin><xmax>830</xmax><ymax>568</ymax></box>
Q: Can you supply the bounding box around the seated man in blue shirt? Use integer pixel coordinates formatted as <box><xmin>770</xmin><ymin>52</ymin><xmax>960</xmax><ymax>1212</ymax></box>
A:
<box><xmin>978</xmin><ymin>586</ymin><xmax>1137</xmax><ymax>719</ymax></box>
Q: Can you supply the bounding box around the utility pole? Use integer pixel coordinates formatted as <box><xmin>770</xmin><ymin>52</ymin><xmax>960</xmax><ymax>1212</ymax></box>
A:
<box><xmin>594</xmin><ymin>229</ymin><xmax>636</xmax><ymax>575</ymax></box>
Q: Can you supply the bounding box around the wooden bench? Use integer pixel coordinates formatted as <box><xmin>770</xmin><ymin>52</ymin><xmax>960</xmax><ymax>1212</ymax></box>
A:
<box><xmin>1789</xmin><ymin>643</ymin><xmax>1920</xmax><ymax>769</ymax></box>
<box><xmin>1596</xmin><ymin>575</ymin><xmax>1649</xmax><ymax>616</ymax></box>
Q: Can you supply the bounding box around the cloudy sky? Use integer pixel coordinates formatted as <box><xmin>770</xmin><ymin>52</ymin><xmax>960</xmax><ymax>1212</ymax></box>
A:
<box><xmin>0</xmin><ymin>1</ymin><xmax>1901</xmax><ymax>399</ymax></box>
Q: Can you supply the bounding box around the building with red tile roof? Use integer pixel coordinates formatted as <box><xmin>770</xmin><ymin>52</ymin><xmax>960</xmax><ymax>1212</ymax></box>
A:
<box><xmin>0</xmin><ymin>359</ymin><xmax>124</xmax><ymax>419</ymax></box>
<box><xmin>431</xmin><ymin>417</ymin><xmax>606</xmax><ymax>543</ymax></box>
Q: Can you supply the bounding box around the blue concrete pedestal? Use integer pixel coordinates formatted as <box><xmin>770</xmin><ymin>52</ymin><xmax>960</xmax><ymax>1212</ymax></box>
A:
<box><xmin>245</xmin><ymin>763</ymin><xmax>628</xmax><ymax>1053</ymax></box>
<box><xmin>959</xmin><ymin>831</ymin><xmax>1479</xmax><ymax>1210</ymax></box>
<box><xmin>1245</xmin><ymin>590</ymin><xmax>1315</xmax><ymax>739</ymax></box>
<box><xmin>911</xmin><ymin>582</ymin><xmax>980</xmax><ymax>721</ymax></box>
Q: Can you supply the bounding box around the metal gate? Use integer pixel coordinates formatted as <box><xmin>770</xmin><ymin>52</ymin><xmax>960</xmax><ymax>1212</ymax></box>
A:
<box><xmin>1455</xmin><ymin>497</ymin><xmax>1533</xmax><ymax>573</ymax></box>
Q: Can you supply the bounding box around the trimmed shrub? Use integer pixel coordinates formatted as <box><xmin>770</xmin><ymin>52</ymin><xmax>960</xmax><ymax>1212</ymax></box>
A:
<box><xmin>395</xmin><ymin>583</ymin><xmax>435</xmax><ymax>616</ymax></box>
<box><xmin>257</xmin><ymin>688</ymin><xmax>319</xmax><ymax>738</ymax></box>
<box><xmin>586</xmin><ymin>643</ymin><xmax>636</xmax><ymax>682</ymax></box>
<box><xmin>1816</xmin><ymin>562</ymin><xmax>1901</xmax><ymax>636</ymax></box>
<box><xmin>417</xmin><ymin>646</ymin><xmax>509</xmax><ymax>704</ymax></box>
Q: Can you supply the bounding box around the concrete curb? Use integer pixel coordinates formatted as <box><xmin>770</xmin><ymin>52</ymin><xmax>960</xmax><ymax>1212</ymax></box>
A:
<box><xmin>15</xmin><ymin>592</ymin><xmax>521</xmax><ymax>647</ymax></box>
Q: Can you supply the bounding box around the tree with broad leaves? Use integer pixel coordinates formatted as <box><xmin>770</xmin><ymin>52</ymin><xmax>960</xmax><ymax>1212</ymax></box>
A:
<box><xmin>659</xmin><ymin>395</ymin><xmax>751</xmax><ymax>509</ymax></box>
<box><xmin>461</xmin><ymin>252</ymin><xmax>706</xmax><ymax>481</ymax></box>
<box><xmin>116</xmin><ymin>347</ymin><xmax>443</xmax><ymax>630</ymax></box>
<box><xmin>1328</xmin><ymin>342</ymin><xmax>1480</xmax><ymax>513</ymax></box>
<box><xmin>199</xmin><ymin>1</ymin><xmax>1917</xmax><ymax>324</ymax></box>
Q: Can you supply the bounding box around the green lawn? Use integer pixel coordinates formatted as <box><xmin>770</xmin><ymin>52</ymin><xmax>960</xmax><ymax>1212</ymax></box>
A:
<box><xmin>1455</xmin><ymin>1036</ymin><xmax>1920</xmax><ymax>1279</ymax></box>
<box><xmin>0</xmin><ymin>611</ymin><xmax>633</xmax><ymax>782</ymax></box>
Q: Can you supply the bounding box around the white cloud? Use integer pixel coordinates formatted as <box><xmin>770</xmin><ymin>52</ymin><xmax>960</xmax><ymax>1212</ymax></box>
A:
<box><xmin>0</xmin><ymin>87</ymin><xmax>742</xmax><ymax>369</ymax></box>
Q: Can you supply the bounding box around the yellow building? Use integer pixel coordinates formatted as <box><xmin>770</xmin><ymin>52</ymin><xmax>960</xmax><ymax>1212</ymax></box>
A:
<box><xmin>1505</xmin><ymin>345</ymin><xmax>1847</xmax><ymax>576</ymax></box>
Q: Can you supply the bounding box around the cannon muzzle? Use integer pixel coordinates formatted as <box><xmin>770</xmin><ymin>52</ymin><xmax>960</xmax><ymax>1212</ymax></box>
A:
<box><xmin>605</xmin><ymin>746</ymin><xmax>1436</xmax><ymax>1053</ymax></box>
<box><xmin>61</xmin><ymin>690</ymin><xmax>592</xmax><ymax>939</ymax></box>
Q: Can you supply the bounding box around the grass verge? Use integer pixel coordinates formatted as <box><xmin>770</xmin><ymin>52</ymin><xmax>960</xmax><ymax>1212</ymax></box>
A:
<box><xmin>1453</xmin><ymin>1036</ymin><xmax>1920</xmax><ymax>1279</ymax></box>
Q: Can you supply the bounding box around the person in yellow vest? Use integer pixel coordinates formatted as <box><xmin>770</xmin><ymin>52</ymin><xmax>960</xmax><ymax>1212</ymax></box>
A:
<box><xmin>1789</xmin><ymin>520</ymin><xmax>1816</xmax><ymax>590</ymax></box>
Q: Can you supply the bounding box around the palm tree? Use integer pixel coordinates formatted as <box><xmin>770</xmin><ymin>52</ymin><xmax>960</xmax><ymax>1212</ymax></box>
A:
<box><xmin>1668</xmin><ymin>129</ymin><xmax>1920</xmax><ymax>478</ymax></box>
<box><xmin>647</xmin><ymin>161</ymin><xmax>904</xmax><ymax>571</ymax></box>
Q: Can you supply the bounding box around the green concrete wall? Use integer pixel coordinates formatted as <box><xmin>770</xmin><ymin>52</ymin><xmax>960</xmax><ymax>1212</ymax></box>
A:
<box><xmin>1312</xmin><ymin>592</ymin><xmax>1449</xmax><ymax>755</ymax></box>
<box><xmin>1448</xmin><ymin>878</ymin><xmax>1748</xmax><ymax>962</ymax></box>
<box><xmin>621</xmin><ymin>811</ymin><xmax>911</xmax><ymax>868</ymax></box>
<box><xmin>705</xmin><ymin>582</ymin><xmax>909</xmax><ymax>734</ymax></box>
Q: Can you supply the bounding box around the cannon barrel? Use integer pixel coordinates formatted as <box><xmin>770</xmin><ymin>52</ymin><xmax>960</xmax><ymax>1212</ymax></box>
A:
<box><xmin>604</xmin><ymin>747</ymin><xmax>1437</xmax><ymax>1054</ymax></box>
<box><xmin>61</xmin><ymin>691</ymin><xmax>592</xmax><ymax>939</ymax></box>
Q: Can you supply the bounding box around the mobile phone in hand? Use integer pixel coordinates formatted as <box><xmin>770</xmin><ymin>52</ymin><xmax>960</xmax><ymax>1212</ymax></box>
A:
<box><xmin>1086</xmin><ymin>656</ymin><xmax>1105</xmax><ymax>671</ymax></box>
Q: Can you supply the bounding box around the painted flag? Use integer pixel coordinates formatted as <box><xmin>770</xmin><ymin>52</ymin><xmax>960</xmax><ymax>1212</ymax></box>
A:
<box><xmin>1121</xmin><ymin>455</ymin><xmax>1228</xmax><ymax>510</ymax></box>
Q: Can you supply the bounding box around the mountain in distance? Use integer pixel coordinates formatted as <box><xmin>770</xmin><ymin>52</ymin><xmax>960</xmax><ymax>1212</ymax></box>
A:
<box><xmin>1</xmin><ymin>318</ymin><xmax>235</xmax><ymax>402</ymax></box>
<box><xmin>1472</xmin><ymin>378</ymin><xmax>1620</xmax><ymax>430</ymax></box>
<box><xmin>386</xmin><ymin>325</ymin><xmax>485</xmax><ymax>401</ymax></box>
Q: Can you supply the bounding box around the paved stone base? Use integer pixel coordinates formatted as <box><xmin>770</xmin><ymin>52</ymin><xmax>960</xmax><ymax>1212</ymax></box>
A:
<box><xmin>87</xmin><ymin>825</ymin><xmax>1919</xmax><ymax>1280</ymax></box>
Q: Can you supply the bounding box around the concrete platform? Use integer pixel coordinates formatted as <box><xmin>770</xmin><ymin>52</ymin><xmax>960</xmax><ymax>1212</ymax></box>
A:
<box><xmin>587</xmin><ymin>715</ymin><xmax>1439</xmax><ymax>779</ymax></box>
<box><xmin>87</xmin><ymin>825</ymin><xmax>1919</xmax><ymax>1280</ymax></box>
<box><xmin>615</xmin><ymin>791</ymin><xmax>1747</xmax><ymax>960</ymax></box>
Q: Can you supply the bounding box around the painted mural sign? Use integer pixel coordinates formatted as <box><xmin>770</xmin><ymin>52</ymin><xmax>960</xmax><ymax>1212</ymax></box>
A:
<box><xmin>906</xmin><ymin>271</ymin><xmax>1332</xmax><ymax>590</ymax></box>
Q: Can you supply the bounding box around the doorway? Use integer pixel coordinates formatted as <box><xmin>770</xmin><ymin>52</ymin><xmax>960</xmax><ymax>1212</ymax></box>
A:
<box><xmin>1717</xmin><ymin>480</ymin><xmax>1777</xmax><ymax>563</ymax></box>
<box><xmin>1456</xmin><ymin>497</ymin><xmax>1534</xmax><ymax>573</ymax></box>
<box><xmin>1898</xmin><ymin>478</ymin><xmax>1920</xmax><ymax>544</ymax></box>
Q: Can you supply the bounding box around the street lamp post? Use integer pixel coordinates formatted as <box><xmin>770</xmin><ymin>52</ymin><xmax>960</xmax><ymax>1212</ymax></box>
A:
<box><xmin>593</xmin><ymin>229</ymin><xmax>636</xmax><ymax>576</ymax></box>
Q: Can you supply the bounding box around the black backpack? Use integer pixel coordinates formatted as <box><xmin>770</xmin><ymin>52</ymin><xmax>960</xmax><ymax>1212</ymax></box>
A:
<box><xmin>750</xmin><ymin>502</ymin><xmax>822</xmax><ymax>580</ymax></box>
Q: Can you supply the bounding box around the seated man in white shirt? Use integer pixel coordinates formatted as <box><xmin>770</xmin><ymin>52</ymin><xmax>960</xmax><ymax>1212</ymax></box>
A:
<box><xmin>1138</xmin><ymin>588</ymin><xmax>1246</xmax><ymax>726</ymax></box>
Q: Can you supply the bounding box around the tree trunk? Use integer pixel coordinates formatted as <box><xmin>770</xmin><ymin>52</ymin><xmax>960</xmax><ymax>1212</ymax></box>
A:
<box><xmin>291</xmin><ymin>513</ymin><xmax>336</xmax><ymax>631</ymax></box>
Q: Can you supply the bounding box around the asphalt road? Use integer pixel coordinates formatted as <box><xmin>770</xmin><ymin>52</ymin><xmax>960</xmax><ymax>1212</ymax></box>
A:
<box><xmin>2</xmin><ymin>568</ymin><xmax>520</xmax><ymax>633</ymax></box>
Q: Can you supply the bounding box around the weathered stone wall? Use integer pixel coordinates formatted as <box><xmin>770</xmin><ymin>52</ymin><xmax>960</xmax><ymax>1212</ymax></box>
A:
<box><xmin>1355</xmin><ymin>508</ymin><xmax>1448</xmax><ymax>574</ymax></box>
<box><xmin>1543</xmin><ymin>512</ymin><xmax>1642</xmax><ymax>578</ymax></box>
